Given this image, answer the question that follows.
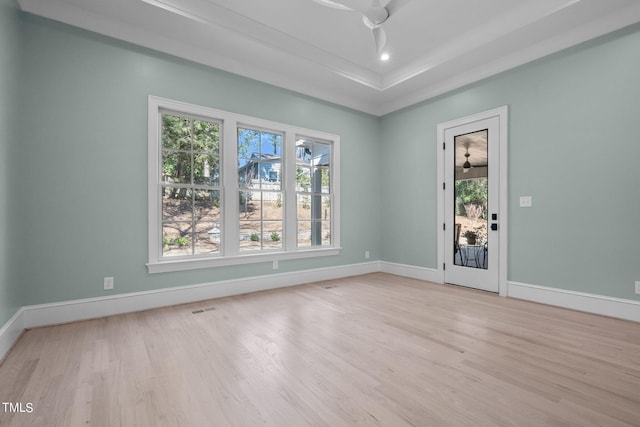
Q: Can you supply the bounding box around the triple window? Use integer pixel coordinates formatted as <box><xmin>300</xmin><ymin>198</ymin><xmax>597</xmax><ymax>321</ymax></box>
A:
<box><xmin>148</xmin><ymin>96</ymin><xmax>340</xmax><ymax>272</ymax></box>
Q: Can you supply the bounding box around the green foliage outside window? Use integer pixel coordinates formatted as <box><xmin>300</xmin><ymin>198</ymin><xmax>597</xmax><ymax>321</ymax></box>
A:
<box><xmin>455</xmin><ymin>179</ymin><xmax>488</xmax><ymax>217</ymax></box>
<box><xmin>162</xmin><ymin>114</ymin><xmax>220</xmax><ymax>188</ymax></box>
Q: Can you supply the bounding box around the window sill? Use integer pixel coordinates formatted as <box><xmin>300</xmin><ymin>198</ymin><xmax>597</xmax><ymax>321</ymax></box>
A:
<box><xmin>147</xmin><ymin>247</ymin><xmax>341</xmax><ymax>274</ymax></box>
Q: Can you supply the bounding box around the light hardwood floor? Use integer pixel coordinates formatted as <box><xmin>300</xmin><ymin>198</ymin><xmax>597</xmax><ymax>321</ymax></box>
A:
<box><xmin>1</xmin><ymin>273</ymin><xmax>639</xmax><ymax>426</ymax></box>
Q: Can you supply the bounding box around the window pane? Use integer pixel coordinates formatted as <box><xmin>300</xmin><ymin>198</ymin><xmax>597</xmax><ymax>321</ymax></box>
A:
<box><xmin>162</xmin><ymin>115</ymin><xmax>191</xmax><ymax>151</ymax></box>
<box><xmin>297</xmin><ymin>194</ymin><xmax>326</xmax><ymax>221</ymax></box>
<box><xmin>314</xmin><ymin>143</ymin><xmax>331</xmax><ymax>166</ymax></box>
<box><xmin>239</xmin><ymin>191</ymin><xmax>260</xmax><ymax>220</ymax></box>
<box><xmin>260</xmin><ymin>160</ymin><xmax>281</xmax><ymax>189</ymax></box>
<box><xmin>321</xmin><ymin>221</ymin><xmax>332</xmax><ymax>246</ymax></box>
<box><xmin>238</xmin><ymin>158</ymin><xmax>259</xmax><ymax>188</ymax></box>
<box><xmin>162</xmin><ymin>189</ymin><xmax>221</xmax><ymax>257</ymax></box>
<box><xmin>319</xmin><ymin>167</ymin><xmax>330</xmax><ymax>193</ymax></box>
<box><xmin>194</xmin><ymin>190</ymin><xmax>220</xmax><ymax>222</ymax></box>
<box><xmin>194</xmin><ymin>220</ymin><xmax>220</xmax><ymax>255</ymax></box>
<box><xmin>309</xmin><ymin>221</ymin><xmax>327</xmax><ymax>247</ymax></box>
<box><xmin>193</xmin><ymin>153</ymin><xmax>220</xmax><ymax>186</ymax></box>
<box><xmin>163</xmin><ymin>187</ymin><xmax>192</xmax><ymax>221</ymax></box>
<box><xmin>297</xmin><ymin>221</ymin><xmax>331</xmax><ymax>248</ymax></box>
<box><xmin>321</xmin><ymin>195</ymin><xmax>331</xmax><ymax>221</ymax></box>
<box><xmin>162</xmin><ymin>151</ymin><xmax>192</xmax><ymax>184</ymax></box>
<box><xmin>162</xmin><ymin>222</ymin><xmax>192</xmax><ymax>257</ymax></box>
<box><xmin>192</xmin><ymin>119</ymin><xmax>220</xmax><ymax>153</ymax></box>
<box><xmin>239</xmin><ymin>128</ymin><xmax>283</xmax><ymax>192</ymax></box>
<box><xmin>297</xmin><ymin>194</ymin><xmax>312</xmax><ymax>220</ymax></box>
<box><xmin>237</xmin><ymin>128</ymin><xmax>261</xmax><ymax>160</ymax></box>
<box><xmin>262</xmin><ymin>131</ymin><xmax>282</xmax><ymax>156</ymax></box>
<box><xmin>296</xmin><ymin>166</ymin><xmax>311</xmax><ymax>192</ymax></box>
<box><xmin>262</xmin><ymin>222</ymin><xmax>283</xmax><ymax>250</ymax></box>
<box><xmin>296</xmin><ymin>140</ymin><xmax>330</xmax><ymax>167</ymax></box>
<box><xmin>262</xmin><ymin>192</ymin><xmax>283</xmax><ymax>221</ymax></box>
<box><xmin>297</xmin><ymin>221</ymin><xmax>311</xmax><ymax>248</ymax></box>
<box><xmin>239</xmin><ymin>221</ymin><xmax>262</xmax><ymax>251</ymax></box>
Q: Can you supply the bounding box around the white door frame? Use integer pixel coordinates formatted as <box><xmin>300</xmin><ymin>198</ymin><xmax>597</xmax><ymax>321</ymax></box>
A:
<box><xmin>436</xmin><ymin>106</ymin><xmax>509</xmax><ymax>296</ymax></box>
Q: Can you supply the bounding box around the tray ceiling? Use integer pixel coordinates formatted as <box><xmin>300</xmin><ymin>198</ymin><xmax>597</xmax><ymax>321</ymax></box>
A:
<box><xmin>18</xmin><ymin>0</ymin><xmax>640</xmax><ymax>115</ymax></box>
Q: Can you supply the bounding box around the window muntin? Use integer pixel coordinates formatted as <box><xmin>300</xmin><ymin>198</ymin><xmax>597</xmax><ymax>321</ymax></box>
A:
<box><xmin>160</xmin><ymin>112</ymin><xmax>221</xmax><ymax>257</ymax></box>
<box><xmin>295</xmin><ymin>139</ymin><xmax>332</xmax><ymax>247</ymax></box>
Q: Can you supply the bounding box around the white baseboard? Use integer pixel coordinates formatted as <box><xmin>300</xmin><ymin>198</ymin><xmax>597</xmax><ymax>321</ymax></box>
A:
<box><xmin>22</xmin><ymin>261</ymin><xmax>381</xmax><ymax>329</ymax></box>
<box><xmin>3</xmin><ymin>261</ymin><xmax>640</xmax><ymax>362</ymax></box>
<box><xmin>0</xmin><ymin>261</ymin><xmax>379</xmax><ymax>361</ymax></box>
<box><xmin>0</xmin><ymin>308</ymin><xmax>24</xmax><ymax>363</ymax></box>
<box><xmin>377</xmin><ymin>263</ymin><xmax>640</xmax><ymax>323</ymax></box>
<box><xmin>508</xmin><ymin>281</ymin><xmax>640</xmax><ymax>323</ymax></box>
<box><xmin>379</xmin><ymin>261</ymin><xmax>441</xmax><ymax>283</ymax></box>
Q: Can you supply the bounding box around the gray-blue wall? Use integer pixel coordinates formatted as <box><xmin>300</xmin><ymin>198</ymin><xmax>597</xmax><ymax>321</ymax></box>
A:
<box><xmin>380</xmin><ymin>23</ymin><xmax>640</xmax><ymax>300</ymax></box>
<box><xmin>13</xmin><ymin>13</ymin><xmax>381</xmax><ymax>312</ymax></box>
<box><xmin>0</xmin><ymin>0</ymin><xmax>22</xmax><ymax>325</ymax></box>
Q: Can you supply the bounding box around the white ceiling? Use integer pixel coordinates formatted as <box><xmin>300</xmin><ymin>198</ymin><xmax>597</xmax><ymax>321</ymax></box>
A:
<box><xmin>18</xmin><ymin>0</ymin><xmax>640</xmax><ymax>116</ymax></box>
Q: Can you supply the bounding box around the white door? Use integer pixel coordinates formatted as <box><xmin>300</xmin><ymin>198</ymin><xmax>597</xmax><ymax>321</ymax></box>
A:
<box><xmin>443</xmin><ymin>114</ymin><xmax>502</xmax><ymax>292</ymax></box>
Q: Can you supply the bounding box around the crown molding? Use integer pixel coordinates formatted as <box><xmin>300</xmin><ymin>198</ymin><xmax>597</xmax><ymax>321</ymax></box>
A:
<box><xmin>18</xmin><ymin>0</ymin><xmax>640</xmax><ymax>116</ymax></box>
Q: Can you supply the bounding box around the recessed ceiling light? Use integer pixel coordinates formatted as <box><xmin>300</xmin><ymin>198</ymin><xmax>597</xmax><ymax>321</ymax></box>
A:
<box><xmin>380</xmin><ymin>53</ymin><xmax>390</xmax><ymax>61</ymax></box>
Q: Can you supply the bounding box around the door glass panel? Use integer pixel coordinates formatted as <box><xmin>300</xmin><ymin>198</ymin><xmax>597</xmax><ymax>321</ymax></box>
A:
<box><xmin>453</xmin><ymin>129</ymin><xmax>488</xmax><ymax>269</ymax></box>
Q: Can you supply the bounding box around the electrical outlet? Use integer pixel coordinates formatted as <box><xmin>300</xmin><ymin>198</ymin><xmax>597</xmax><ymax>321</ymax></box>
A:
<box><xmin>635</xmin><ymin>281</ymin><xmax>640</xmax><ymax>295</ymax></box>
<box><xmin>365</xmin><ymin>250</ymin><xmax>370</xmax><ymax>259</ymax></box>
<box><xmin>519</xmin><ymin>196</ymin><xmax>532</xmax><ymax>208</ymax></box>
<box><xmin>273</xmin><ymin>260</ymin><xmax>278</xmax><ymax>270</ymax></box>
<box><xmin>104</xmin><ymin>276</ymin><xmax>114</xmax><ymax>290</ymax></box>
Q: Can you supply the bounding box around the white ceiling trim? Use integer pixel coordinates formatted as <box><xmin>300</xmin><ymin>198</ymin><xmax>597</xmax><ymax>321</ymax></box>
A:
<box><xmin>380</xmin><ymin>0</ymin><xmax>583</xmax><ymax>90</ymax></box>
<box><xmin>139</xmin><ymin>0</ymin><xmax>385</xmax><ymax>90</ymax></box>
<box><xmin>17</xmin><ymin>0</ymin><xmax>640</xmax><ymax>116</ymax></box>
<box><xmin>377</xmin><ymin>1</ymin><xmax>640</xmax><ymax>115</ymax></box>
<box><xmin>18</xmin><ymin>0</ymin><xmax>383</xmax><ymax>113</ymax></box>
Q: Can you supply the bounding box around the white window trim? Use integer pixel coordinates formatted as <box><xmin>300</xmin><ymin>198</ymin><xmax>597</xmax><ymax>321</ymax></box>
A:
<box><xmin>147</xmin><ymin>96</ymin><xmax>341</xmax><ymax>273</ymax></box>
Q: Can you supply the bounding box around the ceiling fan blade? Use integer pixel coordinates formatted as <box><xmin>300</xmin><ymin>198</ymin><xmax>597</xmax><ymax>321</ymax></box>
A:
<box><xmin>372</xmin><ymin>27</ymin><xmax>387</xmax><ymax>54</ymax></box>
<box><xmin>311</xmin><ymin>0</ymin><xmax>352</xmax><ymax>11</ymax></box>
<box><xmin>331</xmin><ymin>0</ymin><xmax>386</xmax><ymax>17</ymax></box>
<box><xmin>385</xmin><ymin>0</ymin><xmax>411</xmax><ymax>16</ymax></box>
<box><xmin>363</xmin><ymin>6</ymin><xmax>389</xmax><ymax>26</ymax></box>
<box><xmin>314</xmin><ymin>0</ymin><xmax>390</xmax><ymax>56</ymax></box>
<box><xmin>316</xmin><ymin>0</ymin><xmax>389</xmax><ymax>26</ymax></box>
<box><xmin>345</xmin><ymin>0</ymin><xmax>380</xmax><ymax>11</ymax></box>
